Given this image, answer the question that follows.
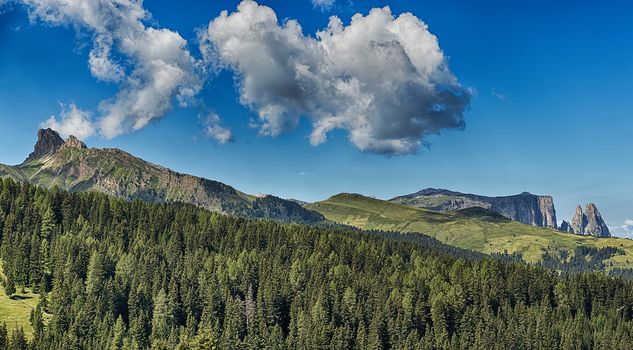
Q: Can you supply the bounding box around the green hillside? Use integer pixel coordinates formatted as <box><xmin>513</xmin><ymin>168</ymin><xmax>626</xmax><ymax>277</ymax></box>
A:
<box><xmin>306</xmin><ymin>193</ymin><xmax>633</xmax><ymax>268</ymax></box>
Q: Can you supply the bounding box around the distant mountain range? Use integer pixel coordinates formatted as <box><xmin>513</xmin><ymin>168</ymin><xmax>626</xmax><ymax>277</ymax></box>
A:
<box><xmin>389</xmin><ymin>188</ymin><xmax>611</xmax><ymax>238</ymax></box>
<box><xmin>0</xmin><ymin>129</ymin><xmax>324</xmax><ymax>223</ymax></box>
<box><xmin>0</xmin><ymin>128</ymin><xmax>612</xmax><ymax>242</ymax></box>
<box><xmin>390</xmin><ymin>188</ymin><xmax>558</xmax><ymax>228</ymax></box>
<box><xmin>305</xmin><ymin>192</ymin><xmax>627</xmax><ymax>267</ymax></box>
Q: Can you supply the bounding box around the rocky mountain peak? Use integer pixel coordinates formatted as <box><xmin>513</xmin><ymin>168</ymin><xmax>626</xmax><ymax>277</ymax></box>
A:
<box><xmin>62</xmin><ymin>135</ymin><xmax>87</xmax><ymax>150</ymax></box>
<box><xmin>24</xmin><ymin>128</ymin><xmax>65</xmax><ymax>163</ymax></box>
<box><xmin>568</xmin><ymin>203</ymin><xmax>610</xmax><ymax>237</ymax></box>
<box><xmin>7</xmin><ymin>128</ymin><xmax>325</xmax><ymax>225</ymax></box>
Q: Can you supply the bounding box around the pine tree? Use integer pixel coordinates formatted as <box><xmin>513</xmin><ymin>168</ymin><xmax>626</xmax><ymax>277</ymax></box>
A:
<box><xmin>0</xmin><ymin>323</ymin><xmax>7</xmax><ymax>350</ymax></box>
<box><xmin>111</xmin><ymin>315</ymin><xmax>127</xmax><ymax>350</ymax></box>
<box><xmin>151</xmin><ymin>290</ymin><xmax>173</xmax><ymax>342</ymax></box>
<box><xmin>8</xmin><ymin>327</ymin><xmax>28</xmax><ymax>350</ymax></box>
<box><xmin>30</xmin><ymin>302</ymin><xmax>44</xmax><ymax>337</ymax></box>
<box><xmin>4</xmin><ymin>275</ymin><xmax>16</xmax><ymax>297</ymax></box>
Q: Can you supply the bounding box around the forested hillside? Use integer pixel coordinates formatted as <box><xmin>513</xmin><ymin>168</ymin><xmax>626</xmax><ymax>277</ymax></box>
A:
<box><xmin>3</xmin><ymin>178</ymin><xmax>633</xmax><ymax>349</ymax></box>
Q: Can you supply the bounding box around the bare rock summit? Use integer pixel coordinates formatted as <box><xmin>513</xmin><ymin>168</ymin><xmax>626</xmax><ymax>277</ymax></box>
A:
<box><xmin>568</xmin><ymin>203</ymin><xmax>610</xmax><ymax>237</ymax></box>
<box><xmin>25</xmin><ymin>128</ymin><xmax>64</xmax><ymax>163</ymax></box>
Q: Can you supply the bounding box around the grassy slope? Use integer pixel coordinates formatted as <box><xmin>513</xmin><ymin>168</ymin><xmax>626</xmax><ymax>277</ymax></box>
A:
<box><xmin>306</xmin><ymin>193</ymin><xmax>633</xmax><ymax>268</ymax></box>
<box><xmin>0</xmin><ymin>164</ymin><xmax>25</xmax><ymax>182</ymax></box>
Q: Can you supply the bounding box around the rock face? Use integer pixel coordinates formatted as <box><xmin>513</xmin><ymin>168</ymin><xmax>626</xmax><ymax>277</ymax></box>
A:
<box><xmin>25</xmin><ymin>128</ymin><xmax>65</xmax><ymax>163</ymax></box>
<box><xmin>570</xmin><ymin>206</ymin><xmax>587</xmax><ymax>235</ymax></box>
<box><xmin>559</xmin><ymin>220</ymin><xmax>574</xmax><ymax>233</ymax></box>
<box><xmin>567</xmin><ymin>203</ymin><xmax>610</xmax><ymax>237</ymax></box>
<box><xmin>391</xmin><ymin>188</ymin><xmax>558</xmax><ymax>229</ymax></box>
<box><xmin>3</xmin><ymin>129</ymin><xmax>324</xmax><ymax>224</ymax></box>
<box><xmin>584</xmin><ymin>204</ymin><xmax>610</xmax><ymax>237</ymax></box>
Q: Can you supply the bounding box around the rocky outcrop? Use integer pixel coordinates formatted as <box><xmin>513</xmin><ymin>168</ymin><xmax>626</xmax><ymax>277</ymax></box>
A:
<box><xmin>24</xmin><ymin>128</ymin><xmax>65</xmax><ymax>163</ymax></box>
<box><xmin>391</xmin><ymin>188</ymin><xmax>558</xmax><ymax>229</ymax></box>
<box><xmin>567</xmin><ymin>203</ymin><xmax>610</xmax><ymax>237</ymax></box>
<box><xmin>559</xmin><ymin>220</ymin><xmax>573</xmax><ymax>233</ymax></box>
<box><xmin>61</xmin><ymin>135</ymin><xmax>87</xmax><ymax>150</ymax></box>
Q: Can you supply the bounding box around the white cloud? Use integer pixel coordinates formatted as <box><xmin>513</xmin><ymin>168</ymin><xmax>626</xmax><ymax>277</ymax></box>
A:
<box><xmin>41</xmin><ymin>102</ymin><xmax>95</xmax><ymax>140</ymax></box>
<box><xmin>21</xmin><ymin>0</ymin><xmax>202</xmax><ymax>139</ymax></box>
<box><xmin>88</xmin><ymin>35</ymin><xmax>125</xmax><ymax>82</ymax></box>
<box><xmin>312</xmin><ymin>0</ymin><xmax>334</xmax><ymax>10</ymax></box>
<box><xmin>610</xmin><ymin>219</ymin><xmax>633</xmax><ymax>239</ymax></box>
<box><xmin>491</xmin><ymin>89</ymin><xmax>506</xmax><ymax>102</ymax></box>
<box><xmin>202</xmin><ymin>112</ymin><xmax>233</xmax><ymax>144</ymax></box>
<box><xmin>200</xmin><ymin>1</ymin><xmax>470</xmax><ymax>154</ymax></box>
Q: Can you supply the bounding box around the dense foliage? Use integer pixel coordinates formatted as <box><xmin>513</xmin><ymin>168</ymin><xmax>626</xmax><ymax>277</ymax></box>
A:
<box><xmin>2</xmin><ymin>178</ymin><xmax>633</xmax><ymax>349</ymax></box>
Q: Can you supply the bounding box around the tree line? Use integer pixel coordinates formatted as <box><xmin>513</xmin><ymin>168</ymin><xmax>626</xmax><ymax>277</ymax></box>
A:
<box><xmin>2</xmin><ymin>177</ymin><xmax>633</xmax><ymax>349</ymax></box>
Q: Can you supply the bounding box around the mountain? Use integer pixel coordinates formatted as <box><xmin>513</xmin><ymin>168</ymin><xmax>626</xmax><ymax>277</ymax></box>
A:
<box><xmin>390</xmin><ymin>188</ymin><xmax>558</xmax><ymax>228</ymax></box>
<box><xmin>305</xmin><ymin>193</ymin><xmax>633</xmax><ymax>266</ymax></box>
<box><xmin>569</xmin><ymin>203</ymin><xmax>611</xmax><ymax>237</ymax></box>
<box><xmin>0</xmin><ymin>129</ymin><xmax>324</xmax><ymax>223</ymax></box>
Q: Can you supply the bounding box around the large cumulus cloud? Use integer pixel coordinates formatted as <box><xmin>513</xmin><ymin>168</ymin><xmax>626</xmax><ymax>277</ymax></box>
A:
<box><xmin>20</xmin><ymin>0</ymin><xmax>201</xmax><ymax>139</ymax></box>
<box><xmin>200</xmin><ymin>0</ymin><xmax>470</xmax><ymax>154</ymax></box>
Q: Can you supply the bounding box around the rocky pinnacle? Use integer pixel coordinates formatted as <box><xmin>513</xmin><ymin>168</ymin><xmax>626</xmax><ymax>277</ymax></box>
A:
<box><xmin>568</xmin><ymin>203</ymin><xmax>610</xmax><ymax>237</ymax></box>
<box><xmin>24</xmin><ymin>128</ymin><xmax>65</xmax><ymax>163</ymax></box>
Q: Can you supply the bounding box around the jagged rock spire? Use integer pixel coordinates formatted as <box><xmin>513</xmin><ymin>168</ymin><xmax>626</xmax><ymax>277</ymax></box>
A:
<box><xmin>584</xmin><ymin>203</ymin><xmax>610</xmax><ymax>237</ymax></box>
<box><xmin>568</xmin><ymin>203</ymin><xmax>610</xmax><ymax>237</ymax></box>
<box><xmin>24</xmin><ymin>128</ymin><xmax>65</xmax><ymax>163</ymax></box>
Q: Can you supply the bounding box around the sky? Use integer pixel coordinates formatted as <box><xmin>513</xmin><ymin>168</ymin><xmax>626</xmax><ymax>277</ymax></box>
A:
<box><xmin>0</xmin><ymin>0</ymin><xmax>632</xmax><ymax>236</ymax></box>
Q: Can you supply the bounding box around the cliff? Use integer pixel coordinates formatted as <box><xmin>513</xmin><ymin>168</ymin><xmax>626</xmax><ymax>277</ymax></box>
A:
<box><xmin>390</xmin><ymin>188</ymin><xmax>558</xmax><ymax>228</ymax></box>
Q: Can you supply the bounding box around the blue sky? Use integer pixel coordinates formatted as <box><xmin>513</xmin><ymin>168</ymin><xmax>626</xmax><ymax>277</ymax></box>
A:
<box><xmin>1</xmin><ymin>0</ymin><xmax>632</xmax><ymax>235</ymax></box>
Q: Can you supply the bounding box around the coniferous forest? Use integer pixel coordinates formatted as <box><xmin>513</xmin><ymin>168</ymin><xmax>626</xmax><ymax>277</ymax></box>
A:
<box><xmin>3</xmin><ymin>178</ymin><xmax>633</xmax><ymax>349</ymax></box>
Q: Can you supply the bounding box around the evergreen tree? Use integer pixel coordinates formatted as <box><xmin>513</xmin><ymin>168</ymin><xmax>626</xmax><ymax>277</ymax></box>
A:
<box><xmin>3</xmin><ymin>275</ymin><xmax>15</xmax><ymax>297</ymax></box>
<box><xmin>8</xmin><ymin>327</ymin><xmax>27</xmax><ymax>350</ymax></box>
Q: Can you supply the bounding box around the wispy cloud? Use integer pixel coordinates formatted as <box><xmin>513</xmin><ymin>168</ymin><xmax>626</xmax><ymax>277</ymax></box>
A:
<box><xmin>491</xmin><ymin>89</ymin><xmax>506</xmax><ymax>102</ymax></box>
<box><xmin>202</xmin><ymin>112</ymin><xmax>233</xmax><ymax>144</ymax></box>
<box><xmin>311</xmin><ymin>0</ymin><xmax>335</xmax><ymax>10</ymax></box>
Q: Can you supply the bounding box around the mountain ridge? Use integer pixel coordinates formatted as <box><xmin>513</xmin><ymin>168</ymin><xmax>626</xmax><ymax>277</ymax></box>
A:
<box><xmin>0</xmin><ymin>129</ymin><xmax>324</xmax><ymax>223</ymax></box>
<box><xmin>390</xmin><ymin>187</ymin><xmax>558</xmax><ymax>229</ymax></box>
